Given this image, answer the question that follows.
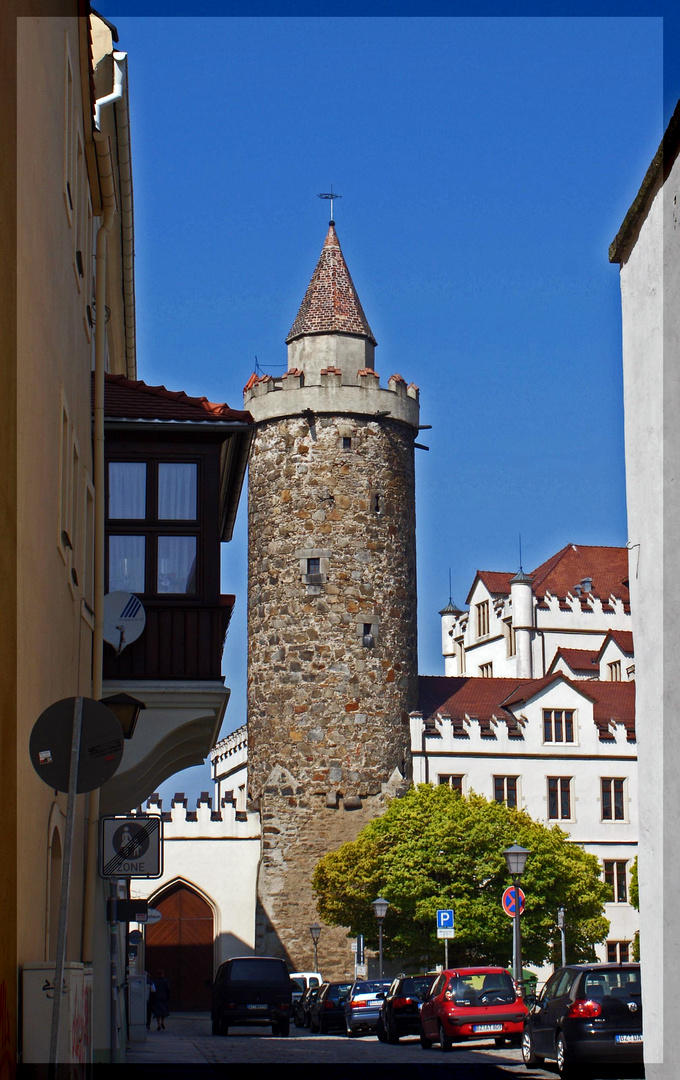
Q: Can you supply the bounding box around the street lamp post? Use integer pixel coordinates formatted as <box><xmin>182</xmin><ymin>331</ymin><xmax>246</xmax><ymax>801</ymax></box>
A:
<box><xmin>502</xmin><ymin>843</ymin><xmax>530</xmax><ymax>997</ymax></box>
<box><xmin>309</xmin><ymin>922</ymin><xmax>321</xmax><ymax>972</ymax></box>
<box><xmin>557</xmin><ymin>907</ymin><xmax>566</xmax><ymax>966</ymax></box>
<box><xmin>371</xmin><ymin>897</ymin><xmax>389</xmax><ymax>978</ymax></box>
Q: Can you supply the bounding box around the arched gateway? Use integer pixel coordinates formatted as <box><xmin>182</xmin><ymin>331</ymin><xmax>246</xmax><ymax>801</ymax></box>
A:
<box><xmin>145</xmin><ymin>881</ymin><xmax>214</xmax><ymax>1010</ymax></box>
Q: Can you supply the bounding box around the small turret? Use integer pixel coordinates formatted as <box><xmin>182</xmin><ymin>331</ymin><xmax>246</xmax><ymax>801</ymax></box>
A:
<box><xmin>439</xmin><ymin>598</ymin><xmax>462</xmax><ymax>674</ymax></box>
<box><xmin>510</xmin><ymin>569</ymin><xmax>534</xmax><ymax>678</ymax></box>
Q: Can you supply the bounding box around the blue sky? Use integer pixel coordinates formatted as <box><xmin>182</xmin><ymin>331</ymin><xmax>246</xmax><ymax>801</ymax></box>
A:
<box><xmin>107</xmin><ymin>14</ymin><xmax>666</xmax><ymax>802</ymax></box>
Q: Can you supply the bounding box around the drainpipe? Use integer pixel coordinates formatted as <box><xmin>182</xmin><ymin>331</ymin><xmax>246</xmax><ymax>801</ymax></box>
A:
<box><xmin>81</xmin><ymin>123</ymin><xmax>118</xmax><ymax>963</ymax></box>
<box><xmin>111</xmin><ymin>53</ymin><xmax>136</xmax><ymax>378</ymax></box>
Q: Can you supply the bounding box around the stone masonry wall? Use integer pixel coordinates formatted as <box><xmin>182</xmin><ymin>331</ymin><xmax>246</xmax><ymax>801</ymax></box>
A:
<box><xmin>247</xmin><ymin>411</ymin><xmax>418</xmax><ymax>974</ymax></box>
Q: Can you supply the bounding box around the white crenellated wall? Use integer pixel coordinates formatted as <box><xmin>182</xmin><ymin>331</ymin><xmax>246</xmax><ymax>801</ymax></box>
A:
<box><xmin>130</xmin><ymin>788</ymin><xmax>261</xmax><ymax>966</ymax></box>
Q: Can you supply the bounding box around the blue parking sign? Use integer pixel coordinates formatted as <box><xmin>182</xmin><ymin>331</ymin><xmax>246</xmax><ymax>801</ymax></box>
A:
<box><xmin>437</xmin><ymin>909</ymin><xmax>455</xmax><ymax>929</ymax></box>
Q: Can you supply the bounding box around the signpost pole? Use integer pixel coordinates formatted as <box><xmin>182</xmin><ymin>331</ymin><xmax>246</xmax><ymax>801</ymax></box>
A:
<box><xmin>48</xmin><ymin>696</ymin><xmax>83</xmax><ymax>1072</ymax></box>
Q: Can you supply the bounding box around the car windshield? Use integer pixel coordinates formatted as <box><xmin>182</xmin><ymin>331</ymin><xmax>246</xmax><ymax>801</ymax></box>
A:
<box><xmin>446</xmin><ymin>971</ymin><xmax>515</xmax><ymax>1006</ymax></box>
<box><xmin>328</xmin><ymin>982</ymin><xmax>353</xmax><ymax>999</ymax></box>
<box><xmin>353</xmin><ymin>981</ymin><xmax>390</xmax><ymax>994</ymax></box>
<box><xmin>291</xmin><ymin>978</ymin><xmax>305</xmax><ymax>992</ymax></box>
<box><xmin>581</xmin><ymin>969</ymin><xmax>641</xmax><ymax>999</ymax></box>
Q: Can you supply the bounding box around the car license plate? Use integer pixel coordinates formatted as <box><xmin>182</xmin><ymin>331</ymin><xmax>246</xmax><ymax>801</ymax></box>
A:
<box><xmin>615</xmin><ymin>1034</ymin><xmax>642</xmax><ymax>1044</ymax></box>
<box><xmin>473</xmin><ymin>1024</ymin><xmax>504</xmax><ymax>1033</ymax></box>
<box><xmin>247</xmin><ymin>1004</ymin><xmax>267</xmax><ymax>1010</ymax></box>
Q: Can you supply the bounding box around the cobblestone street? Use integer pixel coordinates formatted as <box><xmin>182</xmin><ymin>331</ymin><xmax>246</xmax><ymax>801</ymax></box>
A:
<box><xmin>127</xmin><ymin>1012</ymin><xmax>550</xmax><ymax>1074</ymax></box>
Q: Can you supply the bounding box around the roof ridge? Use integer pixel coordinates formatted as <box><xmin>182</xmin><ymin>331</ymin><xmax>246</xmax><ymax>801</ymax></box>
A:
<box><xmin>103</xmin><ymin>371</ymin><xmax>237</xmax><ymax>418</ymax></box>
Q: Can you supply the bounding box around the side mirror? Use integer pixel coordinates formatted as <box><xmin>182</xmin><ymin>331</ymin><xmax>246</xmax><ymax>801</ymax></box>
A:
<box><xmin>376</xmin><ymin>992</ymin><xmax>385</xmax><ymax>1000</ymax></box>
<box><xmin>524</xmin><ymin>992</ymin><xmax>536</xmax><ymax>1008</ymax></box>
<box><xmin>205</xmin><ymin>979</ymin><xmax>213</xmax><ymax>988</ymax></box>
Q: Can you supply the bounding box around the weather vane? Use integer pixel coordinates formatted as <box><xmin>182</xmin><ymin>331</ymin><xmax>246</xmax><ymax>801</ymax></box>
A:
<box><xmin>317</xmin><ymin>185</ymin><xmax>342</xmax><ymax>223</ymax></box>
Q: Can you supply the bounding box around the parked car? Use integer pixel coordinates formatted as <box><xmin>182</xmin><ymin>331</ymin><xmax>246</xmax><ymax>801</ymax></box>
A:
<box><xmin>309</xmin><ymin>981</ymin><xmax>354</xmax><ymax>1033</ymax></box>
<box><xmin>210</xmin><ymin>956</ymin><xmax>292</xmax><ymax>1037</ymax></box>
<box><xmin>377</xmin><ymin>973</ymin><xmax>437</xmax><ymax>1043</ymax></box>
<box><xmin>294</xmin><ymin>984</ymin><xmax>320</xmax><ymax>1028</ymax></box>
<box><xmin>290</xmin><ymin>971</ymin><xmax>322</xmax><ymax>1015</ymax></box>
<box><xmin>521</xmin><ymin>963</ymin><xmax>643</xmax><ymax>1078</ymax></box>
<box><xmin>344</xmin><ymin>979</ymin><xmax>392</xmax><ymax>1037</ymax></box>
<box><xmin>419</xmin><ymin>966</ymin><xmax>527</xmax><ymax>1051</ymax></box>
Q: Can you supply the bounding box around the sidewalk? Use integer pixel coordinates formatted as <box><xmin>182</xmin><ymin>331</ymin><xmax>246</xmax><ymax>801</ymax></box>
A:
<box><xmin>126</xmin><ymin>1015</ymin><xmax>208</xmax><ymax>1064</ymax></box>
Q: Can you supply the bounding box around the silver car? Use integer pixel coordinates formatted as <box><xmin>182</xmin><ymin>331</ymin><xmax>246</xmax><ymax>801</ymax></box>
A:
<box><xmin>344</xmin><ymin>979</ymin><xmax>392</xmax><ymax>1036</ymax></box>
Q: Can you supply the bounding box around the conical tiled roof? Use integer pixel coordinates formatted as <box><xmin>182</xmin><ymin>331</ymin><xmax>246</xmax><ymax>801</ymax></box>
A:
<box><xmin>286</xmin><ymin>223</ymin><xmax>377</xmax><ymax>345</ymax></box>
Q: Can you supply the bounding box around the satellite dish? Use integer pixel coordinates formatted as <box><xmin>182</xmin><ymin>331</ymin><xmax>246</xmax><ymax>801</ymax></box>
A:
<box><xmin>103</xmin><ymin>591</ymin><xmax>146</xmax><ymax>654</ymax></box>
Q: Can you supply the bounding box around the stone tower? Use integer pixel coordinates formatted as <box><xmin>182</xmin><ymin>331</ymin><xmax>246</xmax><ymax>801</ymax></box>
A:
<box><xmin>244</xmin><ymin>221</ymin><xmax>419</xmax><ymax>974</ymax></box>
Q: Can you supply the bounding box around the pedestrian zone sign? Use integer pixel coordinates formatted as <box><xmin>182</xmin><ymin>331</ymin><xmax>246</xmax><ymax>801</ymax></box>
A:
<box><xmin>100</xmin><ymin>816</ymin><xmax>162</xmax><ymax>879</ymax></box>
<box><xmin>436</xmin><ymin>909</ymin><xmax>455</xmax><ymax>938</ymax></box>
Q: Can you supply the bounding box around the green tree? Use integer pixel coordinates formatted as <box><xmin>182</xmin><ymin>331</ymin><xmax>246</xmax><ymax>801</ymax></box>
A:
<box><xmin>312</xmin><ymin>785</ymin><xmax>611</xmax><ymax>968</ymax></box>
<box><xmin>629</xmin><ymin>856</ymin><xmax>640</xmax><ymax>961</ymax></box>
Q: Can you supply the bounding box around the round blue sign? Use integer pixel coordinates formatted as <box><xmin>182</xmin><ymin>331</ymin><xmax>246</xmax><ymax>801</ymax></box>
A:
<box><xmin>502</xmin><ymin>885</ymin><xmax>525</xmax><ymax>917</ymax></box>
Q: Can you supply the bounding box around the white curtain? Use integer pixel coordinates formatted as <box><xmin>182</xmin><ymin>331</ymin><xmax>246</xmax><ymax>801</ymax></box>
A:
<box><xmin>108</xmin><ymin>462</ymin><xmax>146</xmax><ymax>519</ymax></box>
<box><xmin>108</xmin><ymin>535</ymin><xmax>145</xmax><ymax>593</ymax></box>
<box><xmin>158</xmin><ymin>463</ymin><xmax>197</xmax><ymax>520</ymax></box>
<box><xmin>157</xmin><ymin>535</ymin><xmax>197</xmax><ymax>594</ymax></box>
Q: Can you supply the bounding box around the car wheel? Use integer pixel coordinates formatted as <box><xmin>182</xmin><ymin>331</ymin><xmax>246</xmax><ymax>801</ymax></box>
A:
<box><xmin>438</xmin><ymin>1021</ymin><xmax>453</xmax><ymax>1052</ymax></box>
<box><xmin>419</xmin><ymin>1022</ymin><xmax>433</xmax><ymax>1049</ymax></box>
<box><xmin>310</xmin><ymin>1016</ymin><xmax>320</xmax><ymax>1034</ymax></box>
<box><xmin>376</xmin><ymin>1018</ymin><xmax>388</xmax><ymax>1043</ymax></box>
<box><xmin>556</xmin><ymin>1031</ymin><xmax>575</xmax><ymax>1078</ymax></box>
<box><xmin>345</xmin><ymin>1022</ymin><xmax>355</xmax><ymax>1038</ymax></box>
<box><xmin>522</xmin><ymin>1026</ymin><xmax>544</xmax><ymax>1067</ymax></box>
<box><xmin>494</xmin><ymin>1036</ymin><xmax>506</xmax><ymax>1048</ymax></box>
<box><xmin>211</xmin><ymin>1016</ymin><xmax>220</xmax><ymax>1035</ymax></box>
<box><xmin>277</xmin><ymin>1019</ymin><xmax>290</xmax><ymax>1037</ymax></box>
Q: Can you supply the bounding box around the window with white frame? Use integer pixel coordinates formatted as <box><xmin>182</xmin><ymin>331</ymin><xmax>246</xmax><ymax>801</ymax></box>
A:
<box><xmin>479</xmin><ymin>662</ymin><xmax>493</xmax><ymax>678</ymax></box>
<box><xmin>608</xmin><ymin>660</ymin><xmax>622</xmax><ymax>682</ymax></box>
<box><xmin>604</xmin><ymin>860</ymin><xmax>628</xmax><ymax>903</ymax></box>
<box><xmin>601</xmin><ymin>777</ymin><xmax>626</xmax><ymax>821</ymax></box>
<box><xmin>438</xmin><ymin>775</ymin><xmax>463</xmax><ymax>794</ymax></box>
<box><xmin>505</xmin><ymin>620</ymin><xmax>516</xmax><ymax>657</ymax></box>
<box><xmin>548</xmin><ymin>776</ymin><xmax>572</xmax><ymax>820</ymax></box>
<box><xmin>494</xmin><ymin>775</ymin><xmax>518</xmax><ymax>809</ymax></box>
<box><xmin>543</xmin><ymin>709</ymin><xmax>575</xmax><ymax>743</ymax></box>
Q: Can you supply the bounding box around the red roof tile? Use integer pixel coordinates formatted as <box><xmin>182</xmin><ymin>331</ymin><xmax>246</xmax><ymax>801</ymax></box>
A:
<box><xmin>100</xmin><ymin>373</ymin><xmax>252</xmax><ymax>424</ymax></box>
<box><xmin>598</xmin><ymin>630</ymin><xmax>634</xmax><ymax>656</ymax></box>
<box><xmin>286</xmin><ymin>224</ymin><xmax>377</xmax><ymax>345</ymax></box>
<box><xmin>467</xmin><ymin>544</ymin><xmax>629</xmax><ymax>605</ymax></box>
<box><xmin>418</xmin><ymin>675</ymin><xmax>636</xmax><ymax>739</ymax></box>
<box><xmin>548</xmin><ymin>648</ymin><xmax>599</xmax><ymax>673</ymax></box>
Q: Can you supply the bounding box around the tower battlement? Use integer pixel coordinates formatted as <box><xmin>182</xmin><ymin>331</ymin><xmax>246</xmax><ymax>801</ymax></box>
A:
<box><xmin>244</xmin><ymin>367</ymin><xmax>419</xmax><ymax>428</ymax></box>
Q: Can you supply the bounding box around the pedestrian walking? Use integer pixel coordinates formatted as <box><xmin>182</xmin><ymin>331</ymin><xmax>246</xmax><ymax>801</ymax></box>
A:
<box><xmin>152</xmin><ymin>969</ymin><xmax>171</xmax><ymax>1030</ymax></box>
<box><xmin>145</xmin><ymin>971</ymin><xmax>155</xmax><ymax>1029</ymax></box>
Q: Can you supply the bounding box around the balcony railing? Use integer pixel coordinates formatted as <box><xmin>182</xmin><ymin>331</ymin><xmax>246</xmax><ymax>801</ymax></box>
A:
<box><xmin>103</xmin><ymin>597</ymin><xmax>234</xmax><ymax>681</ymax></box>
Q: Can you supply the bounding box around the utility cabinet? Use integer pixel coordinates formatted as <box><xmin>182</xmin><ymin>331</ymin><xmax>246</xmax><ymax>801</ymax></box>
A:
<box><xmin>22</xmin><ymin>962</ymin><xmax>92</xmax><ymax>1064</ymax></box>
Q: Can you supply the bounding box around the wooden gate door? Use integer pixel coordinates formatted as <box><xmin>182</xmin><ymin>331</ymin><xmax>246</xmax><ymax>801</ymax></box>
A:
<box><xmin>145</xmin><ymin>882</ymin><xmax>214</xmax><ymax>1010</ymax></box>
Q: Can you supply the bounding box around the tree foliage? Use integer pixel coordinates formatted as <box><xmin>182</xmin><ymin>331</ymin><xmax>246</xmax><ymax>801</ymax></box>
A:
<box><xmin>312</xmin><ymin>785</ymin><xmax>611</xmax><ymax>968</ymax></box>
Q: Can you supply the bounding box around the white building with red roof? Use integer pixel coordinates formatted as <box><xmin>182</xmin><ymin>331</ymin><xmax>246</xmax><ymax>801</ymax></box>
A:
<box><xmin>411</xmin><ymin>671</ymin><xmax>639</xmax><ymax>967</ymax></box>
<box><xmin>440</xmin><ymin>542</ymin><xmax>632</xmax><ymax>681</ymax></box>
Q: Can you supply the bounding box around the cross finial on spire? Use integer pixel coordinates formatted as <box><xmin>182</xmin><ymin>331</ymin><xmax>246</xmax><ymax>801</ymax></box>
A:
<box><xmin>317</xmin><ymin>185</ymin><xmax>342</xmax><ymax>224</ymax></box>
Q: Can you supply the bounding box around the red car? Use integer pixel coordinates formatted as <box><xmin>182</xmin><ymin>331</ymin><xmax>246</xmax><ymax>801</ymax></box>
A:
<box><xmin>419</xmin><ymin>966</ymin><xmax>528</xmax><ymax>1051</ymax></box>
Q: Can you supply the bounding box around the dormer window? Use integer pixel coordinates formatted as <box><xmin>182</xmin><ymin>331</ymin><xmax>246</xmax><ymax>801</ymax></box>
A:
<box><xmin>476</xmin><ymin>600</ymin><xmax>489</xmax><ymax>638</ymax></box>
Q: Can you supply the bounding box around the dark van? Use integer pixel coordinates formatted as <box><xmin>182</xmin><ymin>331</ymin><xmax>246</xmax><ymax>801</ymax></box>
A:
<box><xmin>211</xmin><ymin>956</ymin><xmax>292</xmax><ymax>1036</ymax></box>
